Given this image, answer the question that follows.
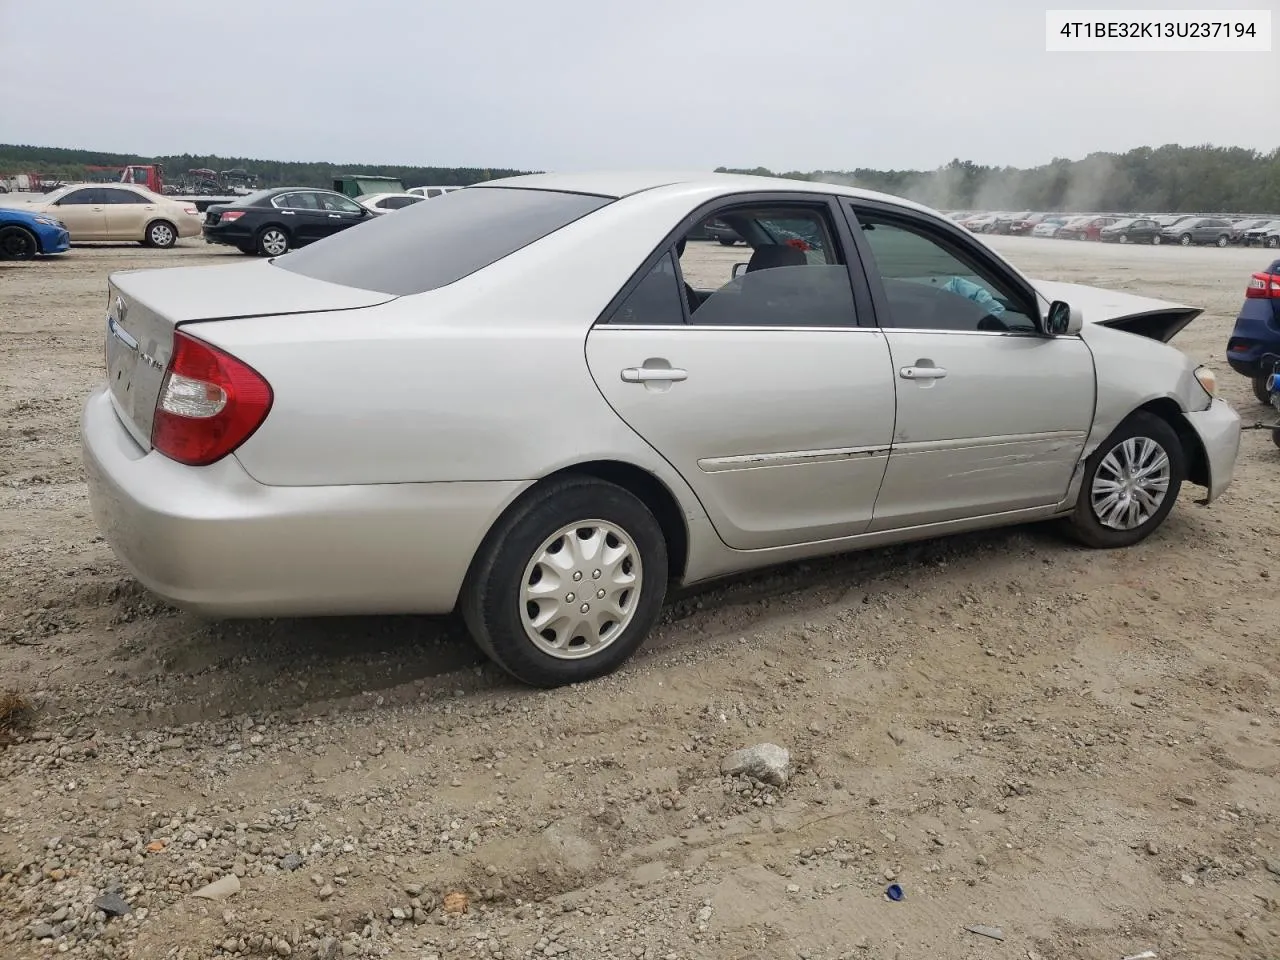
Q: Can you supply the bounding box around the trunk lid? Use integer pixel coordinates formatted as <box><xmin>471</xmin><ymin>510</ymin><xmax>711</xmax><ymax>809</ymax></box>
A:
<box><xmin>104</xmin><ymin>260</ymin><xmax>396</xmax><ymax>450</ymax></box>
<box><xmin>1031</xmin><ymin>279</ymin><xmax>1202</xmax><ymax>343</ymax></box>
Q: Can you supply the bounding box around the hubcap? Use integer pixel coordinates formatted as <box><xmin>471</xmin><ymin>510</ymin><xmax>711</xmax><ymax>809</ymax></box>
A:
<box><xmin>263</xmin><ymin>231</ymin><xmax>287</xmax><ymax>255</ymax></box>
<box><xmin>1091</xmin><ymin>436</ymin><xmax>1171</xmax><ymax>530</ymax></box>
<box><xmin>152</xmin><ymin>224</ymin><xmax>173</xmax><ymax>245</ymax></box>
<box><xmin>519</xmin><ymin>520</ymin><xmax>642</xmax><ymax>659</ymax></box>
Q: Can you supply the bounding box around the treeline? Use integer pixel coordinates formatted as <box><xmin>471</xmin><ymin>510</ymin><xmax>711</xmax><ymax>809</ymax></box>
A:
<box><xmin>717</xmin><ymin>144</ymin><xmax>1280</xmax><ymax>214</ymax></box>
<box><xmin>0</xmin><ymin>144</ymin><xmax>532</xmax><ymax>188</ymax></box>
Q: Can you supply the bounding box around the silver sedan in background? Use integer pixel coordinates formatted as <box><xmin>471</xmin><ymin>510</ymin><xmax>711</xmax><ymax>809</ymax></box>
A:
<box><xmin>81</xmin><ymin>172</ymin><xmax>1241</xmax><ymax>688</ymax></box>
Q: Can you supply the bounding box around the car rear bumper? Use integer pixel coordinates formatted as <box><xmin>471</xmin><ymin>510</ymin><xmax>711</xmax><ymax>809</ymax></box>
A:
<box><xmin>202</xmin><ymin>223</ymin><xmax>253</xmax><ymax>246</ymax></box>
<box><xmin>1184</xmin><ymin>398</ymin><xmax>1241</xmax><ymax>504</ymax></box>
<box><xmin>80</xmin><ymin>385</ymin><xmax>527</xmax><ymax>618</ymax></box>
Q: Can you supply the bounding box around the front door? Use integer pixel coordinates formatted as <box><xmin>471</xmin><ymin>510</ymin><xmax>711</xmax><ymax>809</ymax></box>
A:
<box><xmin>586</xmin><ymin>198</ymin><xmax>897</xmax><ymax>550</ymax></box>
<box><xmin>51</xmin><ymin>188</ymin><xmax>109</xmax><ymax>240</ymax></box>
<box><xmin>316</xmin><ymin>192</ymin><xmax>370</xmax><ymax>237</ymax></box>
<box><xmin>845</xmin><ymin>203</ymin><xmax>1096</xmax><ymax>530</ymax></box>
<box><xmin>100</xmin><ymin>187</ymin><xmax>155</xmax><ymax>241</ymax></box>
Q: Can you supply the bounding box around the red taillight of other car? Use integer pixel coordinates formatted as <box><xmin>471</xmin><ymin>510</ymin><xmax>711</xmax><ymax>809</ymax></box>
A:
<box><xmin>1246</xmin><ymin>273</ymin><xmax>1280</xmax><ymax>299</ymax></box>
<box><xmin>151</xmin><ymin>331</ymin><xmax>273</xmax><ymax>466</ymax></box>
<box><xmin>218</xmin><ymin>211</ymin><xmax>246</xmax><ymax>223</ymax></box>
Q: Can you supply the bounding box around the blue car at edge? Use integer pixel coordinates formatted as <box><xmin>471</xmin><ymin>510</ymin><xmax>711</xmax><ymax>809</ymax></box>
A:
<box><xmin>0</xmin><ymin>206</ymin><xmax>71</xmax><ymax>260</ymax></box>
<box><xmin>1226</xmin><ymin>258</ymin><xmax>1280</xmax><ymax>402</ymax></box>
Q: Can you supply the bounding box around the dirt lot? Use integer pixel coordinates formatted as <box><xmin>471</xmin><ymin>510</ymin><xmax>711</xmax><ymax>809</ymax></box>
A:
<box><xmin>1</xmin><ymin>236</ymin><xmax>1278</xmax><ymax>960</ymax></box>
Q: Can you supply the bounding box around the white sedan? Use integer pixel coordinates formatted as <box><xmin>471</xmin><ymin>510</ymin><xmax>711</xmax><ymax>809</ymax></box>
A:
<box><xmin>81</xmin><ymin>172</ymin><xmax>1241</xmax><ymax>687</ymax></box>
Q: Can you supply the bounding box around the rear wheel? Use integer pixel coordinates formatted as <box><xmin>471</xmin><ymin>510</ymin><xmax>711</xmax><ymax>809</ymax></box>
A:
<box><xmin>1061</xmin><ymin>412</ymin><xmax>1185</xmax><ymax>549</ymax></box>
<box><xmin>144</xmin><ymin>220</ymin><xmax>177</xmax><ymax>248</ymax></box>
<box><xmin>1152</xmin><ymin>234</ymin><xmax>1162</xmax><ymax>245</ymax></box>
<box><xmin>718</xmin><ymin>238</ymin><xmax>736</xmax><ymax>246</ymax></box>
<box><xmin>256</xmin><ymin>226</ymin><xmax>290</xmax><ymax>257</ymax></box>
<box><xmin>461</xmin><ymin>477</ymin><xmax>668</xmax><ymax>688</ymax></box>
<box><xmin>1253</xmin><ymin>375</ymin><xmax>1272</xmax><ymax>405</ymax></box>
<box><xmin>0</xmin><ymin>225</ymin><xmax>38</xmax><ymax>260</ymax></box>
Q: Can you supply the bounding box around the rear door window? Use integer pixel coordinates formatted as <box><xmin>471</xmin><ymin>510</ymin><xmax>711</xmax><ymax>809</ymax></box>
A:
<box><xmin>274</xmin><ymin>186</ymin><xmax>612</xmax><ymax>295</ymax></box>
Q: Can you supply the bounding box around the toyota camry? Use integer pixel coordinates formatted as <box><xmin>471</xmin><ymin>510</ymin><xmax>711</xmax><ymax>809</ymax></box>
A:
<box><xmin>81</xmin><ymin>172</ymin><xmax>1242</xmax><ymax>687</ymax></box>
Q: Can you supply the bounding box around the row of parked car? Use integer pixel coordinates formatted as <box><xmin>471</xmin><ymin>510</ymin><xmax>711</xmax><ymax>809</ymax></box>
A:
<box><xmin>0</xmin><ymin>184</ymin><xmax>445</xmax><ymax>260</ymax></box>
<box><xmin>952</xmin><ymin>210</ymin><xmax>1280</xmax><ymax>248</ymax></box>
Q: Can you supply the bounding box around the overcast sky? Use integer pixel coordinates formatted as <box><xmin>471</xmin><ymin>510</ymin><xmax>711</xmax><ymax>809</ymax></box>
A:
<box><xmin>0</xmin><ymin>0</ymin><xmax>1273</xmax><ymax>172</ymax></box>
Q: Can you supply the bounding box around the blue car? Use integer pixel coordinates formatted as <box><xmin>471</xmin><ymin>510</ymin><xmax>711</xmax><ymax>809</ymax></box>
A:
<box><xmin>1226</xmin><ymin>259</ymin><xmax>1280</xmax><ymax>402</ymax></box>
<box><xmin>0</xmin><ymin>206</ymin><xmax>71</xmax><ymax>260</ymax></box>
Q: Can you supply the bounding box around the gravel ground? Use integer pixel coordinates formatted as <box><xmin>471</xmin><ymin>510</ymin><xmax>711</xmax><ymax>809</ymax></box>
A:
<box><xmin>1</xmin><ymin>235</ymin><xmax>1278</xmax><ymax>960</ymax></box>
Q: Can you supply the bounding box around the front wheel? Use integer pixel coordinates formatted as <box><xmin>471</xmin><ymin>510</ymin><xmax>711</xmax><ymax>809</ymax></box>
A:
<box><xmin>144</xmin><ymin>220</ymin><xmax>177</xmax><ymax>248</ymax></box>
<box><xmin>1179</xmin><ymin>233</ymin><xmax>1192</xmax><ymax>246</ymax></box>
<box><xmin>1267</xmin><ymin>236</ymin><xmax>1280</xmax><ymax>249</ymax></box>
<box><xmin>1062</xmin><ymin>412</ymin><xmax>1185</xmax><ymax>549</ymax></box>
<box><xmin>1216</xmin><ymin>235</ymin><xmax>1228</xmax><ymax>248</ymax></box>
<box><xmin>0</xmin><ymin>225</ymin><xmax>38</xmax><ymax>260</ymax></box>
<box><xmin>1152</xmin><ymin>234</ymin><xmax>1162</xmax><ymax>245</ymax></box>
<box><xmin>461</xmin><ymin>477</ymin><xmax>668</xmax><ymax>688</ymax></box>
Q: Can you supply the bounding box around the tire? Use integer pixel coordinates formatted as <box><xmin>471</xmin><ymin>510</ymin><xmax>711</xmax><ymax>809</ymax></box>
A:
<box><xmin>461</xmin><ymin>476</ymin><xmax>668</xmax><ymax>688</ymax></box>
<box><xmin>1062</xmin><ymin>411</ymin><xmax>1185</xmax><ymax>549</ymax></box>
<box><xmin>1267</xmin><ymin>236</ymin><xmax>1280</xmax><ymax>249</ymax></box>
<box><xmin>236</xmin><ymin>244</ymin><xmax>255</xmax><ymax>255</ymax></box>
<box><xmin>717</xmin><ymin>238</ymin><xmax>736</xmax><ymax>246</ymax></box>
<box><xmin>1119</xmin><ymin>234</ymin><xmax>1128</xmax><ymax>244</ymax></box>
<box><xmin>1179</xmin><ymin>233</ymin><xmax>1192</xmax><ymax>246</ymax></box>
<box><xmin>1151</xmin><ymin>234</ymin><xmax>1162</xmax><ymax>245</ymax></box>
<box><xmin>256</xmin><ymin>226</ymin><xmax>290</xmax><ymax>257</ymax></box>
<box><xmin>1215</xmin><ymin>235</ymin><xmax>1228</xmax><ymax>248</ymax></box>
<box><xmin>0</xmin><ymin>224</ymin><xmax>39</xmax><ymax>260</ymax></box>
<box><xmin>144</xmin><ymin>220</ymin><xmax>177</xmax><ymax>248</ymax></box>
<box><xmin>1253</xmin><ymin>375</ymin><xmax>1272</xmax><ymax>405</ymax></box>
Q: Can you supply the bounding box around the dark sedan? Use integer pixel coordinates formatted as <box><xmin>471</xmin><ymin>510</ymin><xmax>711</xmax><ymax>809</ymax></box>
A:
<box><xmin>701</xmin><ymin>217</ymin><xmax>745</xmax><ymax>245</ymax></box>
<box><xmin>203</xmin><ymin>187</ymin><xmax>375</xmax><ymax>256</ymax></box>
<box><xmin>1099</xmin><ymin>217</ymin><xmax>1161</xmax><ymax>244</ymax></box>
<box><xmin>1156</xmin><ymin>216</ymin><xmax>1234</xmax><ymax>247</ymax></box>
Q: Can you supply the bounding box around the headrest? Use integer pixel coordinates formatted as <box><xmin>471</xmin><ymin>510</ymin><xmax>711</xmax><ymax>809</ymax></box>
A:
<box><xmin>746</xmin><ymin>244</ymin><xmax>808</xmax><ymax>272</ymax></box>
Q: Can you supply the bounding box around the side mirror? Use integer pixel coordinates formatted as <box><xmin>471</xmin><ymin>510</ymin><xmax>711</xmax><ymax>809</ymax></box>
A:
<box><xmin>731</xmin><ymin>262</ymin><xmax>748</xmax><ymax>280</ymax></box>
<box><xmin>1045</xmin><ymin>300</ymin><xmax>1083</xmax><ymax>336</ymax></box>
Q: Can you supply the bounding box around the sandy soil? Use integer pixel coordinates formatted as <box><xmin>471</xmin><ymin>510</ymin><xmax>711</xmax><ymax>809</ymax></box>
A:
<box><xmin>1</xmin><ymin>236</ymin><xmax>1278</xmax><ymax>960</ymax></box>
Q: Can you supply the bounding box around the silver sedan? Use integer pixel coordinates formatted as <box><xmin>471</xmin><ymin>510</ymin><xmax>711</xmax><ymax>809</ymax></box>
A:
<box><xmin>81</xmin><ymin>172</ymin><xmax>1242</xmax><ymax>687</ymax></box>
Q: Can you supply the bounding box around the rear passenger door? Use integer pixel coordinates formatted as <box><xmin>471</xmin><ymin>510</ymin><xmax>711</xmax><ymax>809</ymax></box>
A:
<box><xmin>272</xmin><ymin>192</ymin><xmax>329</xmax><ymax>243</ymax></box>
<box><xmin>585</xmin><ymin>195</ymin><xmax>898</xmax><ymax>550</ymax></box>
<box><xmin>100</xmin><ymin>187</ymin><xmax>154</xmax><ymax>241</ymax></box>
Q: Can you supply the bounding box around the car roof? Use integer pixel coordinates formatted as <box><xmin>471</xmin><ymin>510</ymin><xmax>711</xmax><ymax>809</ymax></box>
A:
<box><xmin>473</xmin><ymin>170</ymin><xmax>940</xmax><ymax>215</ymax></box>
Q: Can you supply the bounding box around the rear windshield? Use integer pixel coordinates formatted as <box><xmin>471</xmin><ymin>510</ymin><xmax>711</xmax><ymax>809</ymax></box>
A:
<box><xmin>273</xmin><ymin>186</ymin><xmax>613</xmax><ymax>295</ymax></box>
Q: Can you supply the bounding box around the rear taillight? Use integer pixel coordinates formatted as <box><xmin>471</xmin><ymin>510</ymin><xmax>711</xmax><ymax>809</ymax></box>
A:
<box><xmin>183</xmin><ymin>205</ymin><xmax>198</xmax><ymax>216</ymax></box>
<box><xmin>151</xmin><ymin>331</ymin><xmax>272</xmax><ymax>466</ymax></box>
<box><xmin>218</xmin><ymin>211</ymin><xmax>245</xmax><ymax>223</ymax></box>
<box><xmin>1246</xmin><ymin>273</ymin><xmax>1280</xmax><ymax>299</ymax></box>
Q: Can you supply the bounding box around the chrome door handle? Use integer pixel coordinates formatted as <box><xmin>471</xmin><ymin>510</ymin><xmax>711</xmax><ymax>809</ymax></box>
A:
<box><xmin>328</xmin><ymin>213</ymin><xmax>340</xmax><ymax>218</ymax></box>
<box><xmin>899</xmin><ymin>366</ymin><xmax>947</xmax><ymax>380</ymax></box>
<box><xmin>621</xmin><ymin>367</ymin><xmax>688</xmax><ymax>383</ymax></box>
